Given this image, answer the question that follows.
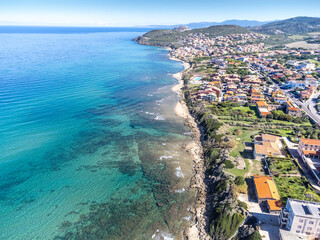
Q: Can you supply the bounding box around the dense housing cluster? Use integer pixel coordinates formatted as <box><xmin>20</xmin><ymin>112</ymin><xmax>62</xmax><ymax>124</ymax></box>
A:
<box><xmin>174</xmin><ymin>30</ymin><xmax>320</xmax><ymax>240</ymax></box>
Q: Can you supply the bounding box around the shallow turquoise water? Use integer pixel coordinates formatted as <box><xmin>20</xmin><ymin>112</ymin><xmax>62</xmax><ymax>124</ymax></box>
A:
<box><xmin>0</xmin><ymin>31</ymin><xmax>195</xmax><ymax>239</ymax></box>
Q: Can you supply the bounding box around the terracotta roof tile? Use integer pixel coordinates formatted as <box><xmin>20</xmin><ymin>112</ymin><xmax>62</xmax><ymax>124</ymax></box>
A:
<box><xmin>301</xmin><ymin>138</ymin><xmax>320</xmax><ymax>146</ymax></box>
<box><xmin>253</xmin><ymin>175</ymin><xmax>280</xmax><ymax>200</ymax></box>
<box><xmin>267</xmin><ymin>199</ymin><xmax>283</xmax><ymax>211</ymax></box>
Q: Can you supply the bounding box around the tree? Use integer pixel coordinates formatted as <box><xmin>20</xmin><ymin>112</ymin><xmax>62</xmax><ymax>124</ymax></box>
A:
<box><xmin>245</xmin><ymin>231</ymin><xmax>262</xmax><ymax>240</ymax></box>
<box><xmin>235</xmin><ymin>176</ymin><xmax>245</xmax><ymax>186</ymax></box>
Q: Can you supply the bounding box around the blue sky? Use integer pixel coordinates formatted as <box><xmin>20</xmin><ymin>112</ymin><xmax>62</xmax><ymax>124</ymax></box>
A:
<box><xmin>0</xmin><ymin>0</ymin><xmax>319</xmax><ymax>26</ymax></box>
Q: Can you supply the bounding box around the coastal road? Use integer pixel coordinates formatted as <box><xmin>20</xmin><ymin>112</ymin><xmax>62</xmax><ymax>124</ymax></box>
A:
<box><xmin>290</xmin><ymin>91</ymin><xmax>320</xmax><ymax>125</ymax></box>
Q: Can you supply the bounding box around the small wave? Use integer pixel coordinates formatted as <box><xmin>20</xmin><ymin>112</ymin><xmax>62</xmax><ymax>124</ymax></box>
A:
<box><xmin>175</xmin><ymin>188</ymin><xmax>185</xmax><ymax>193</ymax></box>
<box><xmin>175</xmin><ymin>166</ymin><xmax>184</xmax><ymax>178</ymax></box>
<box><xmin>159</xmin><ymin>155</ymin><xmax>173</xmax><ymax>161</ymax></box>
<box><xmin>184</xmin><ymin>132</ymin><xmax>193</xmax><ymax>135</ymax></box>
<box><xmin>155</xmin><ymin>115</ymin><xmax>165</xmax><ymax>121</ymax></box>
<box><xmin>162</xmin><ymin>143</ymin><xmax>166</xmax><ymax>145</ymax></box>
<box><xmin>152</xmin><ymin>230</ymin><xmax>174</xmax><ymax>240</ymax></box>
<box><xmin>145</xmin><ymin>111</ymin><xmax>155</xmax><ymax>115</ymax></box>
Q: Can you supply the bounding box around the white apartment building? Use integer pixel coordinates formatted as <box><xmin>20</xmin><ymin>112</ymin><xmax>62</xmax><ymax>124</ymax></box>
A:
<box><xmin>279</xmin><ymin>199</ymin><xmax>320</xmax><ymax>239</ymax></box>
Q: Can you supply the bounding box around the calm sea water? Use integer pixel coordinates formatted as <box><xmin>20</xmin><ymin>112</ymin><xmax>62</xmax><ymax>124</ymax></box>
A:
<box><xmin>0</xmin><ymin>29</ymin><xmax>195</xmax><ymax>239</ymax></box>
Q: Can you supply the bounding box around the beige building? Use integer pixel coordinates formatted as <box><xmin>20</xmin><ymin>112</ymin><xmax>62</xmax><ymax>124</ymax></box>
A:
<box><xmin>253</xmin><ymin>134</ymin><xmax>285</xmax><ymax>159</ymax></box>
<box><xmin>297</xmin><ymin>138</ymin><xmax>320</xmax><ymax>185</ymax></box>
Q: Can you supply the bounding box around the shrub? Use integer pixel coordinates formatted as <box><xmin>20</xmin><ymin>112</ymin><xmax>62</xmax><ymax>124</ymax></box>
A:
<box><xmin>224</xmin><ymin>160</ymin><xmax>235</xmax><ymax>169</ymax></box>
<box><xmin>237</xmin><ymin>200</ymin><xmax>248</xmax><ymax>210</ymax></box>
<box><xmin>245</xmin><ymin>231</ymin><xmax>262</xmax><ymax>240</ymax></box>
<box><xmin>210</xmin><ymin>210</ymin><xmax>244</xmax><ymax>240</ymax></box>
<box><xmin>234</xmin><ymin>129</ymin><xmax>243</xmax><ymax>135</ymax></box>
<box><xmin>235</xmin><ymin>176</ymin><xmax>245</xmax><ymax>186</ymax></box>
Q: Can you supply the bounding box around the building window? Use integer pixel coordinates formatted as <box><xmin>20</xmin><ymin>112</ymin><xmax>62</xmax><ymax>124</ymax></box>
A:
<box><xmin>307</xmin><ymin>227</ymin><xmax>312</xmax><ymax>231</ymax></box>
<box><xmin>298</xmin><ymin>225</ymin><xmax>302</xmax><ymax>229</ymax></box>
<box><xmin>306</xmin><ymin>232</ymin><xmax>311</xmax><ymax>235</ymax></box>
<box><xmin>317</xmin><ymin>228</ymin><xmax>320</xmax><ymax>232</ymax></box>
<box><xmin>299</xmin><ymin>219</ymin><xmax>304</xmax><ymax>223</ymax></box>
<box><xmin>296</xmin><ymin>230</ymin><xmax>300</xmax><ymax>233</ymax></box>
<box><xmin>310</xmin><ymin>221</ymin><xmax>314</xmax><ymax>225</ymax></box>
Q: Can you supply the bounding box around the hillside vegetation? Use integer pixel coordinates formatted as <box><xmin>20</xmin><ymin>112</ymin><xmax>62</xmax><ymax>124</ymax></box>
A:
<box><xmin>133</xmin><ymin>25</ymin><xmax>251</xmax><ymax>48</ymax></box>
<box><xmin>250</xmin><ymin>17</ymin><xmax>320</xmax><ymax>35</ymax></box>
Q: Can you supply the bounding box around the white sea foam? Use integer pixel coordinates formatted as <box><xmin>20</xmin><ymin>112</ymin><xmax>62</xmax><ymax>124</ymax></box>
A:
<box><xmin>175</xmin><ymin>166</ymin><xmax>184</xmax><ymax>178</ymax></box>
<box><xmin>183</xmin><ymin>215</ymin><xmax>192</xmax><ymax>221</ymax></box>
<box><xmin>162</xmin><ymin>143</ymin><xmax>166</xmax><ymax>145</ymax></box>
<box><xmin>184</xmin><ymin>132</ymin><xmax>193</xmax><ymax>136</ymax></box>
<box><xmin>159</xmin><ymin>155</ymin><xmax>173</xmax><ymax>161</ymax></box>
<box><xmin>145</xmin><ymin>111</ymin><xmax>155</xmax><ymax>115</ymax></box>
<box><xmin>151</xmin><ymin>230</ymin><xmax>174</xmax><ymax>240</ymax></box>
<box><xmin>175</xmin><ymin>188</ymin><xmax>185</xmax><ymax>193</ymax></box>
<box><xmin>155</xmin><ymin>115</ymin><xmax>165</xmax><ymax>120</ymax></box>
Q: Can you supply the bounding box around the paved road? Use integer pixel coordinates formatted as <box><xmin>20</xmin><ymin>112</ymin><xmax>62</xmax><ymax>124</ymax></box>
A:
<box><xmin>248</xmin><ymin>63</ymin><xmax>320</xmax><ymax>125</ymax></box>
<box><xmin>292</xmin><ymin>91</ymin><xmax>320</xmax><ymax>125</ymax></box>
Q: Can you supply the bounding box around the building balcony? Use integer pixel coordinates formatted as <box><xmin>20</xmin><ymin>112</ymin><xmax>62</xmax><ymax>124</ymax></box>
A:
<box><xmin>281</xmin><ymin>208</ymin><xmax>289</xmax><ymax>219</ymax></box>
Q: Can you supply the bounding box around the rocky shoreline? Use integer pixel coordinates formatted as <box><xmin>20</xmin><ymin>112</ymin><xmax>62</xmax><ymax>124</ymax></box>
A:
<box><xmin>170</xmin><ymin>53</ymin><xmax>258</xmax><ymax>240</ymax></box>
<box><xmin>170</xmin><ymin>56</ymin><xmax>210</xmax><ymax>240</ymax></box>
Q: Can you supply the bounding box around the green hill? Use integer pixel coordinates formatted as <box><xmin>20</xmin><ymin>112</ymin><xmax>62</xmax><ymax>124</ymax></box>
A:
<box><xmin>251</xmin><ymin>17</ymin><xmax>320</xmax><ymax>35</ymax></box>
<box><xmin>133</xmin><ymin>25</ymin><xmax>251</xmax><ymax>48</ymax></box>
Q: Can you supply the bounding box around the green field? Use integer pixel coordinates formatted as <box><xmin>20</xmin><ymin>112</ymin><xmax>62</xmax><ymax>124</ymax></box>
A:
<box><xmin>225</xmin><ymin>159</ymin><xmax>250</xmax><ymax>177</ymax></box>
<box><xmin>274</xmin><ymin>176</ymin><xmax>320</xmax><ymax>205</ymax></box>
<box><xmin>230</xmin><ymin>129</ymin><xmax>258</xmax><ymax>157</ymax></box>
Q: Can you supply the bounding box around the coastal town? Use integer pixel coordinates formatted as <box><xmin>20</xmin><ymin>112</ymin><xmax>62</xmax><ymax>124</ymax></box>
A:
<box><xmin>170</xmin><ymin>29</ymin><xmax>320</xmax><ymax>240</ymax></box>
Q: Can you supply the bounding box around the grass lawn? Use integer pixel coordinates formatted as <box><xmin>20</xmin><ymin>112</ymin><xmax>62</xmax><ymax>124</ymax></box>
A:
<box><xmin>230</xmin><ymin>129</ymin><xmax>258</xmax><ymax>157</ymax></box>
<box><xmin>250</xmin><ymin>159</ymin><xmax>264</xmax><ymax>176</ymax></box>
<box><xmin>219</xmin><ymin>118</ymin><xmax>311</xmax><ymax>128</ymax></box>
<box><xmin>268</xmin><ymin>119</ymin><xmax>312</xmax><ymax>126</ymax></box>
<box><xmin>232</xmin><ymin>105</ymin><xmax>258</xmax><ymax>119</ymax></box>
<box><xmin>187</xmin><ymin>84</ymin><xmax>202</xmax><ymax>88</ymax></box>
<box><xmin>274</xmin><ymin>129</ymin><xmax>294</xmax><ymax>137</ymax></box>
<box><xmin>225</xmin><ymin>159</ymin><xmax>250</xmax><ymax>177</ymax></box>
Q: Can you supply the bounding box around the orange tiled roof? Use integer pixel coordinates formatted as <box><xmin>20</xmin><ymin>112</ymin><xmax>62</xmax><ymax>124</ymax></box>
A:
<box><xmin>301</xmin><ymin>138</ymin><xmax>320</xmax><ymax>146</ymax></box>
<box><xmin>262</xmin><ymin>134</ymin><xmax>281</xmax><ymax>142</ymax></box>
<box><xmin>260</xmin><ymin>111</ymin><xmax>271</xmax><ymax>116</ymax></box>
<box><xmin>253</xmin><ymin>175</ymin><xmax>280</xmax><ymax>200</ymax></box>
<box><xmin>303</xmin><ymin>150</ymin><xmax>320</xmax><ymax>157</ymax></box>
<box><xmin>255</xmin><ymin>141</ymin><xmax>281</xmax><ymax>155</ymax></box>
<box><xmin>287</xmin><ymin>101</ymin><xmax>300</xmax><ymax>111</ymax></box>
<box><xmin>256</xmin><ymin>101</ymin><xmax>267</xmax><ymax>107</ymax></box>
<box><xmin>267</xmin><ymin>199</ymin><xmax>283</xmax><ymax>211</ymax></box>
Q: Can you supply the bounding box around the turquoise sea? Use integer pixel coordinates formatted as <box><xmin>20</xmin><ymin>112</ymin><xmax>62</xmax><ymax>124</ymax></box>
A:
<box><xmin>0</xmin><ymin>28</ymin><xmax>195</xmax><ymax>239</ymax></box>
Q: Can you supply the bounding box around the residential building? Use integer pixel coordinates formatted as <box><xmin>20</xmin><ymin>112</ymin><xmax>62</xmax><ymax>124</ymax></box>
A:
<box><xmin>253</xmin><ymin>175</ymin><xmax>281</xmax><ymax>210</ymax></box>
<box><xmin>256</xmin><ymin>101</ymin><xmax>271</xmax><ymax>117</ymax></box>
<box><xmin>253</xmin><ymin>134</ymin><xmax>285</xmax><ymax>159</ymax></box>
<box><xmin>267</xmin><ymin>199</ymin><xmax>283</xmax><ymax>213</ymax></box>
<box><xmin>286</xmin><ymin>101</ymin><xmax>303</xmax><ymax>117</ymax></box>
<box><xmin>280</xmin><ymin>199</ymin><xmax>320</xmax><ymax>238</ymax></box>
<box><xmin>297</xmin><ymin>138</ymin><xmax>320</xmax><ymax>185</ymax></box>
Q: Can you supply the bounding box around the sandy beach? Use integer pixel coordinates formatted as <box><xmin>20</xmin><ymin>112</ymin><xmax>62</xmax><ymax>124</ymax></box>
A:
<box><xmin>170</xmin><ymin>56</ymin><xmax>209</xmax><ymax>240</ymax></box>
